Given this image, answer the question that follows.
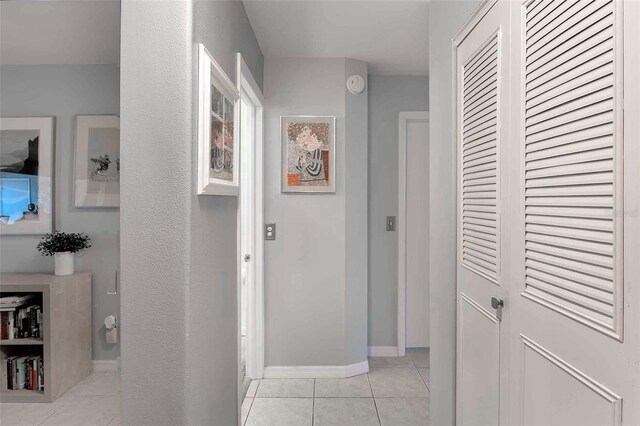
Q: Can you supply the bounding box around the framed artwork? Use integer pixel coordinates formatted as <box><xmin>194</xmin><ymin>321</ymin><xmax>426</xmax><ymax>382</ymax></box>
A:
<box><xmin>281</xmin><ymin>116</ymin><xmax>335</xmax><ymax>193</ymax></box>
<box><xmin>0</xmin><ymin>117</ymin><xmax>55</xmax><ymax>235</ymax></box>
<box><xmin>197</xmin><ymin>43</ymin><xmax>240</xmax><ymax>196</ymax></box>
<box><xmin>74</xmin><ymin>115</ymin><xmax>120</xmax><ymax>207</ymax></box>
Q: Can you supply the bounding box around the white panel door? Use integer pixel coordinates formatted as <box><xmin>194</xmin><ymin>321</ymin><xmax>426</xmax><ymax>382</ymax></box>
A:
<box><xmin>406</xmin><ymin>118</ymin><xmax>430</xmax><ymax>348</ymax></box>
<box><xmin>507</xmin><ymin>0</ymin><xmax>640</xmax><ymax>425</ymax></box>
<box><xmin>455</xmin><ymin>1</ymin><xmax>513</xmax><ymax>424</ymax></box>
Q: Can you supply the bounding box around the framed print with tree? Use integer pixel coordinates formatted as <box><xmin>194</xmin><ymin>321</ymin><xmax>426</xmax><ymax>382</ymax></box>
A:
<box><xmin>74</xmin><ymin>115</ymin><xmax>120</xmax><ymax>207</ymax></box>
<box><xmin>197</xmin><ymin>44</ymin><xmax>240</xmax><ymax>196</ymax></box>
<box><xmin>281</xmin><ymin>116</ymin><xmax>335</xmax><ymax>193</ymax></box>
<box><xmin>0</xmin><ymin>117</ymin><xmax>55</xmax><ymax>235</ymax></box>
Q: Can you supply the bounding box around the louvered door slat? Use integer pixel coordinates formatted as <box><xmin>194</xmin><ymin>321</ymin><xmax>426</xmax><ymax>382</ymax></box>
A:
<box><xmin>524</xmin><ymin>0</ymin><xmax>620</xmax><ymax>336</ymax></box>
<box><xmin>464</xmin><ymin>87</ymin><xmax>497</xmax><ymax>115</ymax></box>
<box><xmin>526</xmin><ymin>86</ymin><xmax>613</xmax><ymax>127</ymax></box>
<box><xmin>461</xmin><ymin>33</ymin><xmax>500</xmax><ymax>283</ymax></box>
<box><xmin>525</xmin><ymin>123</ymin><xmax>612</xmax><ymax>153</ymax></box>
<box><xmin>527</xmin><ymin>27</ymin><xmax>613</xmax><ymax>82</ymax></box>
<box><xmin>527</xmin><ymin>0</ymin><xmax>611</xmax><ymax>62</ymax></box>
<box><xmin>526</xmin><ymin>0</ymin><xmax>582</xmax><ymax>42</ymax></box>
<box><xmin>526</xmin><ymin>55</ymin><xmax>613</xmax><ymax>106</ymax></box>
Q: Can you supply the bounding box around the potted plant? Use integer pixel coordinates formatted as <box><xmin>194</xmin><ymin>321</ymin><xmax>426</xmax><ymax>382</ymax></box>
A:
<box><xmin>37</xmin><ymin>231</ymin><xmax>91</xmax><ymax>276</ymax></box>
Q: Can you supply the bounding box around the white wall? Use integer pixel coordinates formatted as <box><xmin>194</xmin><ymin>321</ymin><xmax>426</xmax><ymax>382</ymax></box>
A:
<box><xmin>120</xmin><ymin>0</ymin><xmax>263</xmax><ymax>424</ymax></box>
<box><xmin>0</xmin><ymin>64</ymin><xmax>120</xmax><ymax>362</ymax></box>
<box><xmin>367</xmin><ymin>75</ymin><xmax>428</xmax><ymax>348</ymax></box>
<box><xmin>428</xmin><ymin>1</ymin><xmax>481</xmax><ymax>425</ymax></box>
<box><xmin>263</xmin><ymin>57</ymin><xmax>368</xmax><ymax>368</ymax></box>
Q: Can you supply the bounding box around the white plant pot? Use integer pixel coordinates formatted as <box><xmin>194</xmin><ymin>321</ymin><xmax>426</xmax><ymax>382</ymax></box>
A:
<box><xmin>54</xmin><ymin>252</ymin><xmax>74</xmax><ymax>276</ymax></box>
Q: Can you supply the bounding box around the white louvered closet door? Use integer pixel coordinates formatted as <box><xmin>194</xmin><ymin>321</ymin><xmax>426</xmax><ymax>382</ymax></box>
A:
<box><xmin>454</xmin><ymin>1</ymin><xmax>513</xmax><ymax>424</ymax></box>
<box><xmin>508</xmin><ymin>0</ymin><xmax>640</xmax><ymax>425</ymax></box>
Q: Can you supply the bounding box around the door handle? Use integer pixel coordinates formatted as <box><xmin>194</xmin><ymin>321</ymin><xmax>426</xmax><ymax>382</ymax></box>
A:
<box><xmin>491</xmin><ymin>297</ymin><xmax>504</xmax><ymax>309</ymax></box>
<box><xmin>491</xmin><ymin>297</ymin><xmax>504</xmax><ymax>321</ymax></box>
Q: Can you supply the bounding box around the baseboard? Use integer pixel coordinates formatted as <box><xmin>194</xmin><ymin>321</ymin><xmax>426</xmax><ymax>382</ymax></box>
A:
<box><xmin>264</xmin><ymin>360</ymin><xmax>369</xmax><ymax>379</ymax></box>
<box><xmin>368</xmin><ymin>346</ymin><xmax>399</xmax><ymax>357</ymax></box>
<box><xmin>92</xmin><ymin>360</ymin><xmax>119</xmax><ymax>372</ymax></box>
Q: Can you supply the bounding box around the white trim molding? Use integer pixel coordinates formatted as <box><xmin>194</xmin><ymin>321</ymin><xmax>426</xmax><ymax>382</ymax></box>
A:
<box><xmin>236</xmin><ymin>53</ymin><xmax>266</xmax><ymax>382</ymax></box>
<box><xmin>92</xmin><ymin>360</ymin><xmax>118</xmax><ymax>372</ymax></box>
<box><xmin>368</xmin><ymin>346</ymin><xmax>399</xmax><ymax>357</ymax></box>
<box><xmin>264</xmin><ymin>361</ymin><xmax>369</xmax><ymax>379</ymax></box>
<box><xmin>398</xmin><ymin>111</ymin><xmax>429</xmax><ymax>357</ymax></box>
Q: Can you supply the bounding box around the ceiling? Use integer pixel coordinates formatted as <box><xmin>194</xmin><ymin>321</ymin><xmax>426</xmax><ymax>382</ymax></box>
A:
<box><xmin>0</xmin><ymin>1</ymin><xmax>120</xmax><ymax>65</ymax></box>
<box><xmin>243</xmin><ymin>0</ymin><xmax>429</xmax><ymax>76</ymax></box>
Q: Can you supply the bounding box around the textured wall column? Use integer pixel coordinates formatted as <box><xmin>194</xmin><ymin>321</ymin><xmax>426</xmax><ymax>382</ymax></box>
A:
<box><xmin>120</xmin><ymin>1</ymin><xmax>192</xmax><ymax>424</ymax></box>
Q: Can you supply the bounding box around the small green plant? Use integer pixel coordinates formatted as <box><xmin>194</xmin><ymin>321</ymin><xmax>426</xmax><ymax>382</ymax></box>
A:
<box><xmin>37</xmin><ymin>231</ymin><xmax>92</xmax><ymax>256</ymax></box>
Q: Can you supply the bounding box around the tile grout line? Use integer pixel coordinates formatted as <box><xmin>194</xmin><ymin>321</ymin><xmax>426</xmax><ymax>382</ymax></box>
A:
<box><xmin>244</xmin><ymin>380</ymin><xmax>260</xmax><ymax>426</ymax></box>
<box><xmin>367</xmin><ymin>373</ymin><xmax>383</xmax><ymax>426</ymax></box>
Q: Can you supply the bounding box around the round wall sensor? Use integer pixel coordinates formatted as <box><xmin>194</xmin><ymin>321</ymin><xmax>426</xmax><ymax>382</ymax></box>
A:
<box><xmin>346</xmin><ymin>75</ymin><xmax>366</xmax><ymax>95</ymax></box>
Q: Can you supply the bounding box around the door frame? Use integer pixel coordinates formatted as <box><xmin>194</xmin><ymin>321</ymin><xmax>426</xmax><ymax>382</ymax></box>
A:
<box><xmin>398</xmin><ymin>111</ymin><xmax>429</xmax><ymax>357</ymax></box>
<box><xmin>236</xmin><ymin>53</ymin><xmax>265</xmax><ymax>401</ymax></box>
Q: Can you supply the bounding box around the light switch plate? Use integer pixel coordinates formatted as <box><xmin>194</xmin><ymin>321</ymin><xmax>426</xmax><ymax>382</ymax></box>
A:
<box><xmin>265</xmin><ymin>223</ymin><xmax>276</xmax><ymax>240</ymax></box>
<box><xmin>386</xmin><ymin>216</ymin><xmax>396</xmax><ymax>231</ymax></box>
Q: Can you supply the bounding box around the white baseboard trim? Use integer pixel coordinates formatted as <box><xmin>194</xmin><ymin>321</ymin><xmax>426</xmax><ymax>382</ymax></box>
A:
<box><xmin>264</xmin><ymin>360</ymin><xmax>369</xmax><ymax>379</ymax></box>
<box><xmin>368</xmin><ymin>346</ymin><xmax>399</xmax><ymax>357</ymax></box>
<box><xmin>92</xmin><ymin>360</ymin><xmax>118</xmax><ymax>372</ymax></box>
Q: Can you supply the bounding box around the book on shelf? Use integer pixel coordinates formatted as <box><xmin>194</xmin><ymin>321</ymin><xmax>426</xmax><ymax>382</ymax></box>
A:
<box><xmin>0</xmin><ymin>304</ymin><xmax>42</xmax><ymax>340</ymax></box>
<box><xmin>4</xmin><ymin>354</ymin><xmax>44</xmax><ymax>391</ymax></box>
<box><xmin>0</xmin><ymin>295</ymin><xmax>34</xmax><ymax>311</ymax></box>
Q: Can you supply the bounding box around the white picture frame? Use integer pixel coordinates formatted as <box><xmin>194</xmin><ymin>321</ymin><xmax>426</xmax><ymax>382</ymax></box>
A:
<box><xmin>198</xmin><ymin>44</ymin><xmax>240</xmax><ymax>196</ymax></box>
<box><xmin>0</xmin><ymin>117</ymin><xmax>55</xmax><ymax>235</ymax></box>
<box><xmin>74</xmin><ymin>115</ymin><xmax>120</xmax><ymax>208</ymax></box>
<box><xmin>281</xmin><ymin>115</ymin><xmax>336</xmax><ymax>193</ymax></box>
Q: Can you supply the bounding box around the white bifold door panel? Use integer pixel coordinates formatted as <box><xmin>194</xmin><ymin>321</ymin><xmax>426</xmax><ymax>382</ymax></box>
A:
<box><xmin>455</xmin><ymin>1</ymin><xmax>513</xmax><ymax>424</ymax></box>
<box><xmin>456</xmin><ymin>1</ymin><xmax>640</xmax><ymax>425</ymax></box>
<box><xmin>509</xmin><ymin>0</ymin><xmax>639</xmax><ymax>425</ymax></box>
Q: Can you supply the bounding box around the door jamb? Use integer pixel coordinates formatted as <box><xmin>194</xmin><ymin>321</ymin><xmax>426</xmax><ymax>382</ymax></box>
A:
<box><xmin>236</xmin><ymin>53</ymin><xmax>265</xmax><ymax>407</ymax></box>
<box><xmin>398</xmin><ymin>111</ymin><xmax>429</xmax><ymax>357</ymax></box>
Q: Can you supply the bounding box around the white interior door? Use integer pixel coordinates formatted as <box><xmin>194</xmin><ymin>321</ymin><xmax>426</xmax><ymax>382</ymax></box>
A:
<box><xmin>239</xmin><ymin>96</ymin><xmax>254</xmax><ymax>396</ymax></box>
<box><xmin>237</xmin><ymin>55</ymin><xmax>266</xmax><ymax>412</ymax></box>
<box><xmin>403</xmin><ymin>114</ymin><xmax>430</xmax><ymax>348</ymax></box>
<box><xmin>507</xmin><ymin>1</ymin><xmax>640</xmax><ymax>424</ymax></box>
<box><xmin>455</xmin><ymin>1</ymin><xmax>512</xmax><ymax>424</ymax></box>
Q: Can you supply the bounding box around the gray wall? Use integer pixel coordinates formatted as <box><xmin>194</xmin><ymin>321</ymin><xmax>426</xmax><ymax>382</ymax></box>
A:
<box><xmin>189</xmin><ymin>1</ymin><xmax>263</xmax><ymax>424</ymax></box>
<box><xmin>428</xmin><ymin>2</ymin><xmax>480</xmax><ymax>425</ymax></box>
<box><xmin>263</xmin><ymin>57</ymin><xmax>368</xmax><ymax>368</ymax></box>
<box><xmin>264</xmin><ymin>57</ymin><xmax>346</xmax><ymax>366</ymax></box>
<box><xmin>344</xmin><ymin>59</ymin><xmax>368</xmax><ymax>365</ymax></box>
<box><xmin>367</xmin><ymin>75</ymin><xmax>428</xmax><ymax>347</ymax></box>
<box><xmin>120</xmin><ymin>0</ymin><xmax>263</xmax><ymax>424</ymax></box>
<box><xmin>194</xmin><ymin>0</ymin><xmax>264</xmax><ymax>90</ymax></box>
<box><xmin>0</xmin><ymin>64</ymin><xmax>120</xmax><ymax>361</ymax></box>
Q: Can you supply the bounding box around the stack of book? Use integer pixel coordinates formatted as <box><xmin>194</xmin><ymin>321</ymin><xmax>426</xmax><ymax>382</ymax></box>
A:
<box><xmin>5</xmin><ymin>355</ymin><xmax>44</xmax><ymax>391</ymax></box>
<box><xmin>0</xmin><ymin>296</ymin><xmax>42</xmax><ymax>340</ymax></box>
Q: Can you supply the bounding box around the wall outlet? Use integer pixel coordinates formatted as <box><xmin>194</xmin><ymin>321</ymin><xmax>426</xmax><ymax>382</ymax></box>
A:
<box><xmin>386</xmin><ymin>216</ymin><xmax>396</xmax><ymax>231</ymax></box>
<box><xmin>265</xmin><ymin>224</ymin><xmax>276</xmax><ymax>240</ymax></box>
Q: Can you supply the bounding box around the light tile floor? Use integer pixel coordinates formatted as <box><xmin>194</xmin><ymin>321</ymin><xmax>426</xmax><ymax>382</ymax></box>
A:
<box><xmin>1</xmin><ymin>350</ymin><xmax>429</xmax><ymax>426</ymax></box>
<box><xmin>244</xmin><ymin>349</ymin><xmax>430</xmax><ymax>426</ymax></box>
<box><xmin>0</xmin><ymin>372</ymin><xmax>122</xmax><ymax>426</ymax></box>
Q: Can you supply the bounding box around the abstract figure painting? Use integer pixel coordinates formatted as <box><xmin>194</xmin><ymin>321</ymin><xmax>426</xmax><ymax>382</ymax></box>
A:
<box><xmin>197</xmin><ymin>43</ymin><xmax>239</xmax><ymax>196</ymax></box>
<box><xmin>281</xmin><ymin>116</ymin><xmax>335</xmax><ymax>193</ymax></box>
<box><xmin>0</xmin><ymin>117</ymin><xmax>55</xmax><ymax>235</ymax></box>
<box><xmin>74</xmin><ymin>115</ymin><xmax>120</xmax><ymax>207</ymax></box>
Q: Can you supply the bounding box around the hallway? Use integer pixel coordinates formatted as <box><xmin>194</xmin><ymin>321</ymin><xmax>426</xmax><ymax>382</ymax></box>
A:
<box><xmin>243</xmin><ymin>350</ymin><xmax>430</xmax><ymax>425</ymax></box>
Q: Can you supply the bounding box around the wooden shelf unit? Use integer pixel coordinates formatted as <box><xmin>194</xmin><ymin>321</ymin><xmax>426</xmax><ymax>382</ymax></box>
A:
<box><xmin>0</xmin><ymin>273</ymin><xmax>91</xmax><ymax>403</ymax></box>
